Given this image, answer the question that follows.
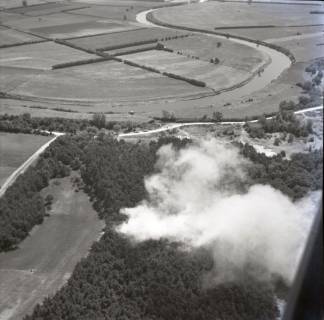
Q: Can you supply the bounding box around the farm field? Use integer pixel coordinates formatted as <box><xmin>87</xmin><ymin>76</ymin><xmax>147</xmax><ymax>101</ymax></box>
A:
<box><xmin>120</xmin><ymin>50</ymin><xmax>250</xmax><ymax>90</ymax></box>
<box><xmin>0</xmin><ymin>0</ymin><xmax>322</xmax><ymax>121</ymax></box>
<box><xmin>4</xmin><ymin>12</ymin><xmax>97</xmax><ymax>32</ymax></box>
<box><xmin>161</xmin><ymin>34</ymin><xmax>267</xmax><ymax>72</ymax></box>
<box><xmin>67</xmin><ymin>27</ymin><xmax>187</xmax><ymax>51</ymax></box>
<box><xmin>0</xmin><ymin>42</ymin><xmax>96</xmax><ymax>70</ymax></box>
<box><xmin>270</xmin><ymin>35</ymin><xmax>324</xmax><ymax>62</ymax></box>
<box><xmin>5</xmin><ymin>60</ymin><xmax>212</xmax><ymax>102</ymax></box>
<box><xmin>31</xmin><ymin>20</ymin><xmax>133</xmax><ymax>39</ymax></box>
<box><xmin>0</xmin><ymin>0</ymin><xmax>49</xmax><ymax>9</ymax></box>
<box><xmin>152</xmin><ymin>1</ymin><xmax>323</xmax><ymax>31</ymax></box>
<box><xmin>0</xmin><ymin>132</ymin><xmax>52</xmax><ymax>187</ymax></box>
<box><xmin>0</xmin><ymin>26</ymin><xmax>42</xmax><ymax>47</ymax></box>
<box><xmin>7</xmin><ymin>2</ymin><xmax>90</xmax><ymax>16</ymax></box>
<box><xmin>215</xmin><ymin>25</ymin><xmax>324</xmax><ymax>43</ymax></box>
<box><xmin>0</xmin><ymin>173</ymin><xmax>104</xmax><ymax>320</ymax></box>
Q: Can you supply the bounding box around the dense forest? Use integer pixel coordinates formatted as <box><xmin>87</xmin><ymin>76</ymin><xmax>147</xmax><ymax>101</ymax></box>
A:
<box><xmin>0</xmin><ymin>113</ymin><xmax>142</xmax><ymax>134</ymax></box>
<box><xmin>14</xmin><ymin>133</ymin><xmax>321</xmax><ymax>320</ymax></box>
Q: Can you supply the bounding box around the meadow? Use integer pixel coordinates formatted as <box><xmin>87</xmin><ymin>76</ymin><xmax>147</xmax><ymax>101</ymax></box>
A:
<box><xmin>160</xmin><ymin>34</ymin><xmax>267</xmax><ymax>72</ymax></box>
<box><xmin>0</xmin><ymin>42</ymin><xmax>96</xmax><ymax>70</ymax></box>
<box><xmin>0</xmin><ymin>26</ymin><xmax>41</xmax><ymax>47</ymax></box>
<box><xmin>120</xmin><ymin>49</ymin><xmax>250</xmax><ymax>90</ymax></box>
<box><xmin>152</xmin><ymin>1</ymin><xmax>323</xmax><ymax>31</ymax></box>
<box><xmin>6</xmin><ymin>60</ymin><xmax>211</xmax><ymax>102</ymax></box>
<box><xmin>0</xmin><ymin>132</ymin><xmax>51</xmax><ymax>187</ymax></box>
<box><xmin>67</xmin><ymin>27</ymin><xmax>187</xmax><ymax>51</ymax></box>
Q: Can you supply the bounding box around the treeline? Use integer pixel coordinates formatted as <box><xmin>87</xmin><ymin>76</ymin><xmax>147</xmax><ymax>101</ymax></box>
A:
<box><xmin>0</xmin><ymin>113</ymin><xmax>89</xmax><ymax>134</ymax></box>
<box><xmin>52</xmin><ymin>57</ymin><xmax>111</xmax><ymax>70</ymax></box>
<box><xmin>245</xmin><ymin>106</ymin><xmax>313</xmax><ymax>139</ymax></box>
<box><xmin>0</xmin><ymin>134</ymin><xmax>87</xmax><ymax>251</ymax></box>
<box><xmin>239</xmin><ymin>142</ymin><xmax>323</xmax><ymax>200</ymax></box>
<box><xmin>0</xmin><ymin>113</ymin><xmax>144</xmax><ymax>134</ymax></box>
<box><xmin>24</xmin><ymin>135</ymin><xmax>279</xmax><ymax>320</ymax></box>
<box><xmin>162</xmin><ymin>71</ymin><xmax>206</xmax><ymax>87</ymax></box>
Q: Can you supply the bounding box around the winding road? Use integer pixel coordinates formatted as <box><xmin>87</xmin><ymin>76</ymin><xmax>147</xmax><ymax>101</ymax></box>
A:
<box><xmin>136</xmin><ymin>7</ymin><xmax>292</xmax><ymax>99</ymax></box>
<box><xmin>118</xmin><ymin>105</ymin><xmax>323</xmax><ymax>138</ymax></box>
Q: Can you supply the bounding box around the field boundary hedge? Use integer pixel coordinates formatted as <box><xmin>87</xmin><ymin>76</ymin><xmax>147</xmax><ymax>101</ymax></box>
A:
<box><xmin>0</xmin><ymin>39</ymin><xmax>47</xmax><ymax>49</ymax></box>
<box><xmin>52</xmin><ymin>57</ymin><xmax>112</xmax><ymax>69</ymax></box>
<box><xmin>146</xmin><ymin>12</ymin><xmax>296</xmax><ymax>63</ymax></box>
<box><xmin>97</xmin><ymin>39</ymin><xmax>159</xmax><ymax>52</ymax></box>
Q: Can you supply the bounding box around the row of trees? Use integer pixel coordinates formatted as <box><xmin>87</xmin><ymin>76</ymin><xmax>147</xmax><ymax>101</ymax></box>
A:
<box><xmin>0</xmin><ymin>113</ymin><xmax>144</xmax><ymax>135</ymax></box>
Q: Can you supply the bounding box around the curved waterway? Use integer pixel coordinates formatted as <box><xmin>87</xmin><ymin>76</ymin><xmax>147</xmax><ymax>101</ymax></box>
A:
<box><xmin>136</xmin><ymin>7</ymin><xmax>292</xmax><ymax>100</ymax></box>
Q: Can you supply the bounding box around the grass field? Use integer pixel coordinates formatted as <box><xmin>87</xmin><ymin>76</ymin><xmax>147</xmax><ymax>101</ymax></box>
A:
<box><xmin>67</xmin><ymin>27</ymin><xmax>186</xmax><ymax>51</ymax></box>
<box><xmin>0</xmin><ymin>132</ymin><xmax>52</xmax><ymax>187</ymax></box>
<box><xmin>32</xmin><ymin>20</ymin><xmax>132</xmax><ymax>39</ymax></box>
<box><xmin>270</xmin><ymin>35</ymin><xmax>324</xmax><ymax>62</ymax></box>
<box><xmin>0</xmin><ymin>42</ymin><xmax>96</xmax><ymax>70</ymax></box>
<box><xmin>161</xmin><ymin>34</ymin><xmax>267</xmax><ymax>72</ymax></box>
<box><xmin>152</xmin><ymin>2</ymin><xmax>323</xmax><ymax>31</ymax></box>
<box><xmin>0</xmin><ymin>0</ymin><xmax>47</xmax><ymax>9</ymax></box>
<box><xmin>7</xmin><ymin>2</ymin><xmax>90</xmax><ymax>16</ymax></box>
<box><xmin>5</xmin><ymin>12</ymin><xmax>97</xmax><ymax>31</ymax></box>
<box><xmin>0</xmin><ymin>26</ymin><xmax>41</xmax><ymax>47</ymax></box>
<box><xmin>0</xmin><ymin>173</ymin><xmax>104</xmax><ymax>320</ymax></box>
<box><xmin>120</xmin><ymin>49</ymin><xmax>253</xmax><ymax>90</ymax></box>
<box><xmin>5</xmin><ymin>60</ymin><xmax>211</xmax><ymax>101</ymax></box>
<box><xmin>215</xmin><ymin>25</ymin><xmax>324</xmax><ymax>43</ymax></box>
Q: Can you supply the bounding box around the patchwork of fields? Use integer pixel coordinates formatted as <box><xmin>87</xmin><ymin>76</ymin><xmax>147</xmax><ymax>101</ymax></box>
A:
<box><xmin>120</xmin><ymin>49</ymin><xmax>250</xmax><ymax>90</ymax></box>
<box><xmin>0</xmin><ymin>132</ymin><xmax>51</xmax><ymax>187</ymax></box>
<box><xmin>0</xmin><ymin>0</ymin><xmax>322</xmax><ymax>120</ymax></box>
<box><xmin>2</xmin><ymin>60</ymin><xmax>212</xmax><ymax>101</ymax></box>
<box><xmin>0</xmin><ymin>42</ymin><xmax>96</xmax><ymax>70</ymax></box>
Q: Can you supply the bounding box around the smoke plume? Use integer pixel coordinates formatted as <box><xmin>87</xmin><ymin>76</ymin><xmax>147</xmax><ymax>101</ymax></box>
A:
<box><xmin>118</xmin><ymin>138</ymin><xmax>320</xmax><ymax>284</ymax></box>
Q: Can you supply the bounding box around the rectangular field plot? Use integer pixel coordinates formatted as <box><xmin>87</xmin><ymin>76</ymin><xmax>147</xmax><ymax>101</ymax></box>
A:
<box><xmin>153</xmin><ymin>2</ymin><xmax>323</xmax><ymax>31</ymax></box>
<box><xmin>0</xmin><ymin>42</ymin><xmax>97</xmax><ymax>70</ymax></box>
<box><xmin>0</xmin><ymin>0</ymin><xmax>47</xmax><ymax>9</ymax></box>
<box><xmin>31</xmin><ymin>20</ymin><xmax>132</xmax><ymax>39</ymax></box>
<box><xmin>7</xmin><ymin>2</ymin><xmax>89</xmax><ymax>16</ymax></box>
<box><xmin>67</xmin><ymin>28</ymin><xmax>187</xmax><ymax>51</ymax></box>
<box><xmin>5</xmin><ymin>12</ymin><xmax>96</xmax><ymax>31</ymax></box>
<box><xmin>217</xmin><ymin>26</ymin><xmax>324</xmax><ymax>43</ymax></box>
<box><xmin>9</xmin><ymin>60</ymin><xmax>211</xmax><ymax>101</ymax></box>
<box><xmin>161</xmin><ymin>34</ymin><xmax>267</xmax><ymax>73</ymax></box>
<box><xmin>0</xmin><ymin>132</ymin><xmax>52</xmax><ymax>187</ymax></box>
<box><xmin>120</xmin><ymin>50</ymin><xmax>248</xmax><ymax>90</ymax></box>
<box><xmin>0</xmin><ymin>26</ymin><xmax>42</xmax><ymax>47</ymax></box>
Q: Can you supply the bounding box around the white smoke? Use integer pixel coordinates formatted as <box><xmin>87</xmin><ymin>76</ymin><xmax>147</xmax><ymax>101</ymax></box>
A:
<box><xmin>118</xmin><ymin>138</ymin><xmax>320</xmax><ymax>284</ymax></box>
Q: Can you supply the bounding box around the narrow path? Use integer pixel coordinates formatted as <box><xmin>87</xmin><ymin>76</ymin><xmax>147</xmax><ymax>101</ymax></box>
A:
<box><xmin>0</xmin><ymin>131</ymin><xmax>64</xmax><ymax>198</ymax></box>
